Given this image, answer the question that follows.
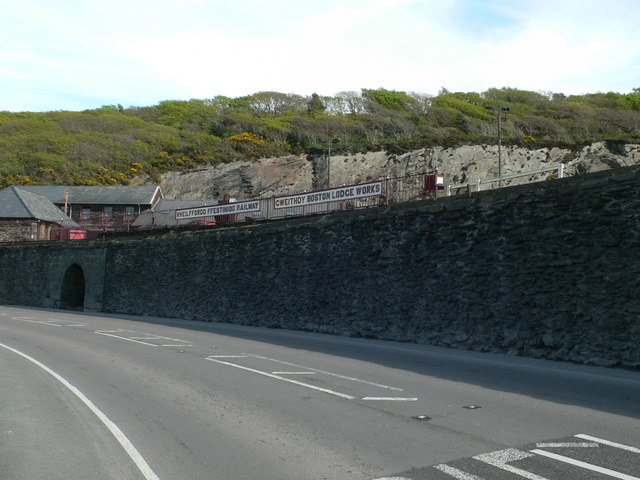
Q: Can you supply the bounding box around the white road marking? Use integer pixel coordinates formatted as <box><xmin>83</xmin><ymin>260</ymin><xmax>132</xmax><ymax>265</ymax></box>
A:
<box><xmin>13</xmin><ymin>317</ymin><xmax>88</xmax><ymax>328</ymax></box>
<box><xmin>535</xmin><ymin>442</ymin><xmax>599</xmax><ymax>448</ymax></box>
<box><xmin>94</xmin><ymin>329</ymin><xmax>192</xmax><ymax>347</ymax></box>
<box><xmin>271</xmin><ymin>371</ymin><xmax>317</xmax><ymax>375</ymax></box>
<box><xmin>474</xmin><ymin>448</ymin><xmax>550</xmax><ymax>480</ymax></box>
<box><xmin>14</xmin><ymin>318</ymin><xmax>61</xmax><ymax>327</ymax></box>
<box><xmin>373</xmin><ymin>477</ymin><xmax>413</xmax><ymax>480</ymax></box>
<box><xmin>434</xmin><ymin>463</ymin><xmax>486</xmax><ymax>479</ymax></box>
<box><xmin>0</xmin><ymin>342</ymin><xmax>159</xmax><ymax>480</ymax></box>
<box><xmin>531</xmin><ymin>449</ymin><xmax>640</xmax><ymax>480</ymax></box>
<box><xmin>362</xmin><ymin>397</ymin><xmax>418</xmax><ymax>401</ymax></box>
<box><xmin>206</xmin><ymin>357</ymin><xmax>356</xmax><ymax>400</ymax></box>
<box><xmin>244</xmin><ymin>353</ymin><xmax>404</xmax><ymax>391</ymax></box>
<box><xmin>575</xmin><ymin>434</ymin><xmax>640</xmax><ymax>453</ymax></box>
<box><xmin>95</xmin><ymin>332</ymin><xmax>159</xmax><ymax>347</ymax></box>
<box><xmin>207</xmin><ymin>355</ymin><xmax>248</xmax><ymax>358</ymax></box>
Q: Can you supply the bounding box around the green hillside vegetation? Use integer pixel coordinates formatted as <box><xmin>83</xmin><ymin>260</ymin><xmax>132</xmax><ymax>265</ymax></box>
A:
<box><xmin>1</xmin><ymin>87</ymin><xmax>639</xmax><ymax>188</ymax></box>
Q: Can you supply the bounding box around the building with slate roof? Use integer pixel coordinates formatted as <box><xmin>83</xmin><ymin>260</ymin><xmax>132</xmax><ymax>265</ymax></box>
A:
<box><xmin>0</xmin><ymin>187</ymin><xmax>81</xmax><ymax>242</ymax></box>
<box><xmin>12</xmin><ymin>185</ymin><xmax>163</xmax><ymax>232</ymax></box>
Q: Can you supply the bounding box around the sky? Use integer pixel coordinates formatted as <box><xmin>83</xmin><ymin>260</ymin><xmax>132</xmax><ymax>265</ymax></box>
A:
<box><xmin>1</xmin><ymin>0</ymin><xmax>639</xmax><ymax>112</ymax></box>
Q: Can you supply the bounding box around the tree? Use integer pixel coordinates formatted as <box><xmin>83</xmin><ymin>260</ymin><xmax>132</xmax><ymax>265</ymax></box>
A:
<box><xmin>626</xmin><ymin>88</ymin><xmax>640</xmax><ymax>110</ymax></box>
<box><xmin>245</xmin><ymin>92</ymin><xmax>305</xmax><ymax>115</ymax></box>
<box><xmin>362</xmin><ymin>88</ymin><xmax>416</xmax><ymax>112</ymax></box>
<box><xmin>306</xmin><ymin>93</ymin><xmax>326</xmax><ymax>115</ymax></box>
<box><xmin>331</xmin><ymin>91</ymin><xmax>367</xmax><ymax>115</ymax></box>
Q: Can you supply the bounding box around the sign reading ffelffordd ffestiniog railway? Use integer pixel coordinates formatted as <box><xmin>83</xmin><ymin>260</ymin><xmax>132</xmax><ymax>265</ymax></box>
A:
<box><xmin>175</xmin><ymin>200</ymin><xmax>261</xmax><ymax>220</ymax></box>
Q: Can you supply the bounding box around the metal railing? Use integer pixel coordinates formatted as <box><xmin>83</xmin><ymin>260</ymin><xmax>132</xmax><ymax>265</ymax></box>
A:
<box><xmin>446</xmin><ymin>164</ymin><xmax>564</xmax><ymax>196</ymax></box>
<box><xmin>173</xmin><ymin>172</ymin><xmax>435</xmax><ymax>227</ymax></box>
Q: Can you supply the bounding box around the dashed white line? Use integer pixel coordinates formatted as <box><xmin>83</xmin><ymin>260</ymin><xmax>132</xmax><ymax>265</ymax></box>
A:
<box><xmin>530</xmin><ymin>449</ymin><xmax>640</xmax><ymax>480</ymax></box>
<box><xmin>244</xmin><ymin>353</ymin><xmax>404</xmax><ymax>391</ymax></box>
<box><xmin>14</xmin><ymin>318</ymin><xmax>61</xmax><ymax>327</ymax></box>
<box><xmin>94</xmin><ymin>332</ymin><xmax>159</xmax><ymax>347</ymax></box>
<box><xmin>13</xmin><ymin>317</ymin><xmax>89</xmax><ymax>328</ymax></box>
<box><xmin>206</xmin><ymin>357</ymin><xmax>356</xmax><ymax>400</ymax></box>
<box><xmin>0</xmin><ymin>342</ymin><xmax>159</xmax><ymax>480</ymax></box>
<box><xmin>94</xmin><ymin>330</ymin><xmax>192</xmax><ymax>347</ymax></box>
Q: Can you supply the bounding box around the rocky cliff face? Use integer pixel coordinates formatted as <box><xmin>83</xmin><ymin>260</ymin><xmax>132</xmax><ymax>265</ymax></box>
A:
<box><xmin>160</xmin><ymin>142</ymin><xmax>640</xmax><ymax>200</ymax></box>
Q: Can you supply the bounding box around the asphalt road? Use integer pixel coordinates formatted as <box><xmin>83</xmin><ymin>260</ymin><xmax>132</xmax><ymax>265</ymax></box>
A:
<box><xmin>1</xmin><ymin>305</ymin><xmax>638</xmax><ymax>480</ymax></box>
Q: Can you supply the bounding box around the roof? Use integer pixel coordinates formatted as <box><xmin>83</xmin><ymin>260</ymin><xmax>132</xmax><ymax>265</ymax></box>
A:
<box><xmin>0</xmin><ymin>187</ymin><xmax>81</xmax><ymax>228</ymax></box>
<box><xmin>14</xmin><ymin>185</ymin><xmax>163</xmax><ymax>206</ymax></box>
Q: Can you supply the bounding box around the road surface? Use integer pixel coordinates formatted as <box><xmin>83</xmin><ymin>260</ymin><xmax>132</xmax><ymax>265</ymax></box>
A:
<box><xmin>1</xmin><ymin>305</ymin><xmax>638</xmax><ymax>479</ymax></box>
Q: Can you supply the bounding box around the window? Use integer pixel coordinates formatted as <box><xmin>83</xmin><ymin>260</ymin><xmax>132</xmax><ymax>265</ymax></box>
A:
<box><xmin>81</xmin><ymin>208</ymin><xmax>91</xmax><ymax>220</ymax></box>
<box><xmin>103</xmin><ymin>206</ymin><xmax>113</xmax><ymax>219</ymax></box>
<box><xmin>125</xmin><ymin>206</ymin><xmax>135</xmax><ymax>217</ymax></box>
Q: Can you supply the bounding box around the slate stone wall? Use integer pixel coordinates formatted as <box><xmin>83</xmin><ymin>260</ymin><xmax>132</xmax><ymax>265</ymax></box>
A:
<box><xmin>2</xmin><ymin>167</ymin><xmax>639</xmax><ymax>368</ymax></box>
<box><xmin>0</xmin><ymin>242</ymin><xmax>106</xmax><ymax>311</ymax></box>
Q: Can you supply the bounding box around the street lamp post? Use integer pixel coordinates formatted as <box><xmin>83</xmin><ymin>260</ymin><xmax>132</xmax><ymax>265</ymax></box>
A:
<box><xmin>485</xmin><ymin>106</ymin><xmax>510</xmax><ymax>188</ymax></box>
<box><xmin>320</xmin><ymin>138</ymin><xmax>340</xmax><ymax>188</ymax></box>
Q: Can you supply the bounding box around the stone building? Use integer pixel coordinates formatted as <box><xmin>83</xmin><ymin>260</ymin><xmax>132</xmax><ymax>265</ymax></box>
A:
<box><xmin>0</xmin><ymin>187</ymin><xmax>81</xmax><ymax>242</ymax></box>
<box><xmin>12</xmin><ymin>185</ymin><xmax>163</xmax><ymax>232</ymax></box>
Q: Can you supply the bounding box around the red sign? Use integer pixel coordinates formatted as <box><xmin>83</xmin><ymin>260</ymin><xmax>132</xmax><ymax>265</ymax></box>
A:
<box><xmin>425</xmin><ymin>174</ymin><xmax>445</xmax><ymax>191</ymax></box>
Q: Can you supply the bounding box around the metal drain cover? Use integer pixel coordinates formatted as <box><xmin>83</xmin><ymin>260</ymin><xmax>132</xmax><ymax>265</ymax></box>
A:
<box><xmin>412</xmin><ymin>415</ymin><xmax>432</xmax><ymax>421</ymax></box>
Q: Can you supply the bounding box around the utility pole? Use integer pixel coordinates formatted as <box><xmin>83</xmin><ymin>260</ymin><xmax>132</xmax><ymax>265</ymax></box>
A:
<box><xmin>320</xmin><ymin>138</ymin><xmax>340</xmax><ymax>188</ymax></box>
<box><xmin>485</xmin><ymin>106</ymin><xmax>510</xmax><ymax>188</ymax></box>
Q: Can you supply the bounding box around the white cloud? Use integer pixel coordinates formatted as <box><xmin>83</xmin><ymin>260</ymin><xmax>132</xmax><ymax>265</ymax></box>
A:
<box><xmin>0</xmin><ymin>0</ymin><xmax>638</xmax><ymax>111</ymax></box>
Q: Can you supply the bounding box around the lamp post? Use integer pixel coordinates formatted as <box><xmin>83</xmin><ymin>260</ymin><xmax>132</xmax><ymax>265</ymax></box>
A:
<box><xmin>320</xmin><ymin>138</ymin><xmax>340</xmax><ymax>188</ymax></box>
<box><xmin>485</xmin><ymin>105</ymin><xmax>510</xmax><ymax>188</ymax></box>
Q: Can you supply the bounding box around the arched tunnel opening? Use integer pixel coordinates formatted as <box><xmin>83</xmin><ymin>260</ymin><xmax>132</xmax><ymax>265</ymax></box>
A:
<box><xmin>60</xmin><ymin>263</ymin><xmax>86</xmax><ymax>310</ymax></box>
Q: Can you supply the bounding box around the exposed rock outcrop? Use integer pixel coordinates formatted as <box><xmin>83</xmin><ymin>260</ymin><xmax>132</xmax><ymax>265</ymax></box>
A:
<box><xmin>160</xmin><ymin>142</ymin><xmax>640</xmax><ymax>200</ymax></box>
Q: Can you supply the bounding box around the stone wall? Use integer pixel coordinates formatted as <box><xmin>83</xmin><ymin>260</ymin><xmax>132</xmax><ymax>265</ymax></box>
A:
<box><xmin>0</xmin><ymin>242</ymin><xmax>106</xmax><ymax>311</ymax></box>
<box><xmin>2</xmin><ymin>168</ymin><xmax>639</xmax><ymax>368</ymax></box>
<box><xmin>0</xmin><ymin>219</ymin><xmax>46</xmax><ymax>242</ymax></box>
